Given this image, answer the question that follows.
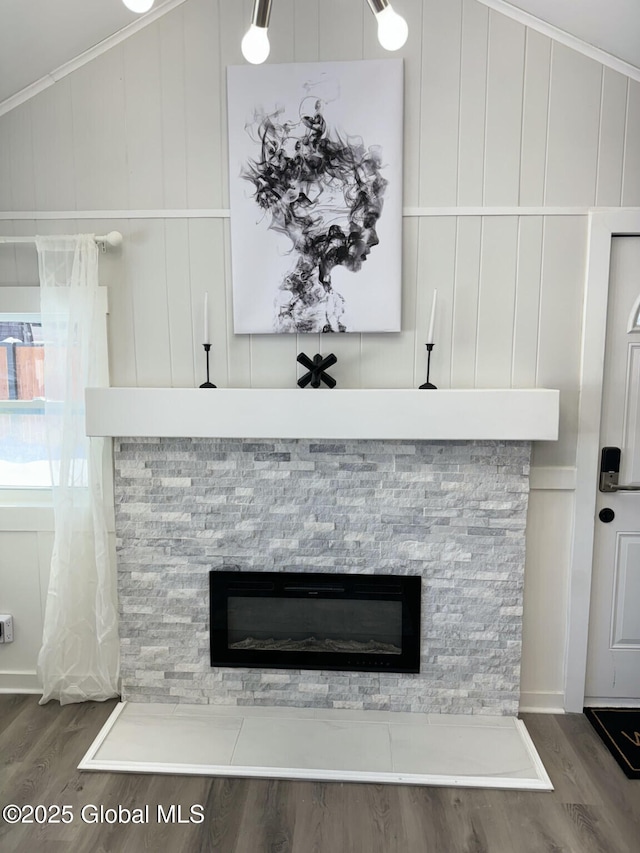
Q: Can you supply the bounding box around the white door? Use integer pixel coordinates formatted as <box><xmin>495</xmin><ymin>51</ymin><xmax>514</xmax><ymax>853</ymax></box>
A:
<box><xmin>585</xmin><ymin>236</ymin><xmax>640</xmax><ymax>705</ymax></box>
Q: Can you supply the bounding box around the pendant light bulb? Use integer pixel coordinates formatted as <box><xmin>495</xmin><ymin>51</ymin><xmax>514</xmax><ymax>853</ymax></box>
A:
<box><xmin>375</xmin><ymin>5</ymin><xmax>408</xmax><ymax>51</ymax></box>
<box><xmin>122</xmin><ymin>0</ymin><xmax>155</xmax><ymax>12</ymax></box>
<box><xmin>241</xmin><ymin>24</ymin><xmax>271</xmax><ymax>64</ymax></box>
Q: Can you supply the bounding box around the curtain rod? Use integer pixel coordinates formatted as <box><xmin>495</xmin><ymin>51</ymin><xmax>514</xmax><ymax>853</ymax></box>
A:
<box><xmin>0</xmin><ymin>231</ymin><xmax>123</xmax><ymax>250</ymax></box>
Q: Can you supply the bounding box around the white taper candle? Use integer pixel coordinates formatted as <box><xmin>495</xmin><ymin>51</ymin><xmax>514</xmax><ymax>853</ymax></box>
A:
<box><xmin>204</xmin><ymin>292</ymin><xmax>210</xmax><ymax>344</ymax></box>
<box><xmin>427</xmin><ymin>289</ymin><xmax>437</xmax><ymax>343</ymax></box>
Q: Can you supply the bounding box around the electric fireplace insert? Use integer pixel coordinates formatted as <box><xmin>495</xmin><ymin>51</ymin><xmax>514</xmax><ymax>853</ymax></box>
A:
<box><xmin>209</xmin><ymin>570</ymin><xmax>421</xmax><ymax>673</ymax></box>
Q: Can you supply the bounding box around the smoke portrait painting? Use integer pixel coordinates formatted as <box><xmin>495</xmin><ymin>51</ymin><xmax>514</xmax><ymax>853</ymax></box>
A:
<box><xmin>227</xmin><ymin>60</ymin><xmax>403</xmax><ymax>334</ymax></box>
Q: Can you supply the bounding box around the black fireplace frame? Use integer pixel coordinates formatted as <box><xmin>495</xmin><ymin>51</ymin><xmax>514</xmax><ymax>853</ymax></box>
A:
<box><xmin>209</xmin><ymin>570</ymin><xmax>421</xmax><ymax>673</ymax></box>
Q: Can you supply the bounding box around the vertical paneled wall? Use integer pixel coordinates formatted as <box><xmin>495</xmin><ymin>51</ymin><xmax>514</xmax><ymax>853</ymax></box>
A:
<box><xmin>0</xmin><ymin>526</ymin><xmax>53</xmax><ymax>692</ymax></box>
<box><xmin>0</xmin><ymin>1</ymin><xmax>636</xmax><ymax>469</ymax></box>
<box><xmin>1</xmin><ymin>0</ymin><xmax>639</xmax><ymax>704</ymax></box>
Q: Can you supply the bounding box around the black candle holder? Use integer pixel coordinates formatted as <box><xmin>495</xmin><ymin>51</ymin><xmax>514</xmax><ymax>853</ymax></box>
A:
<box><xmin>419</xmin><ymin>343</ymin><xmax>437</xmax><ymax>389</ymax></box>
<box><xmin>199</xmin><ymin>343</ymin><xmax>217</xmax><ymax>388</ymax></box>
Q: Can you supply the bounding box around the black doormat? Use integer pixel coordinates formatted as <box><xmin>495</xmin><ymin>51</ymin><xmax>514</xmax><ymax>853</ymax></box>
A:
<box><xmin>584</xmin><ymin>708</ymin><xmax>640</xmax><ymax>779</ymax></box>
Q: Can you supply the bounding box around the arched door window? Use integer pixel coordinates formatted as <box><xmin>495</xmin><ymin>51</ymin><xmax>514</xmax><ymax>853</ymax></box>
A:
<box><xmin>627</xmin><ymin>294</ymin><xmax>640</xmax><ymax>332</ymax></box>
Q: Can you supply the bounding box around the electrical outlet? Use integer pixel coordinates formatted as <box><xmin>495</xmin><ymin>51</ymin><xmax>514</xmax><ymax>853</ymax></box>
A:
<box><xmin>0</xmin><ymin>615</ymin><xmax>14</xmax><ymax>643</ymax></box>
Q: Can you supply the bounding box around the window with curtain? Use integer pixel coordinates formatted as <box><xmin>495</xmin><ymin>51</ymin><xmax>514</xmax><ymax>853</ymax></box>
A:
<box><xmin>1</xmin><ymin>239</ymin><xmax>119</xmax><ymax>705</ymax></box>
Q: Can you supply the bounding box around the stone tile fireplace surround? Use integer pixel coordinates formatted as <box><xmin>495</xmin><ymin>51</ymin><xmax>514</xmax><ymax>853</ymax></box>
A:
<box><xmin>86</xmin><ymin>387</ymin><xmax>559</xmax><ymax>718</ymax></box>
<box><xmin>115</xmin><ymin>436</ymin><xmax>531</xmax><ymax>716</ymax></box>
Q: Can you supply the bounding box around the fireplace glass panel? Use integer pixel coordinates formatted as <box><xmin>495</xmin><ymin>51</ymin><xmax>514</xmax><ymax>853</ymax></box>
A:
<box><xmin>228</xmin><ymin>597</ymin><xmax>403</xmax><ymax>654</ymax></box>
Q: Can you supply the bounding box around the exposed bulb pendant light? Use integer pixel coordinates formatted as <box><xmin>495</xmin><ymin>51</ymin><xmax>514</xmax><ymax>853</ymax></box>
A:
<box><xmin>242</xmin><ymin>0</ymin><xmax>272</xmax><ymax>65</ymax></box>
<box><xmin>122</xmin><ymin>0</ymin><xmax>155</xmax><ymax>12</ymax></box>
<box><xmin>239</xmin><ymin>0</ymin><xmax>408</xmax><ymax>64</ymax></box>
<box><xmin>366</xmin><ymin>0</ymin><xmax>408</xmax><ymax>51</ymax></box>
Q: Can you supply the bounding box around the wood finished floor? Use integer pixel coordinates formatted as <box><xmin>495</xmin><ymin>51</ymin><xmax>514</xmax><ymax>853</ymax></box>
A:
<box><xmin>0</xmin><ymin>695</ymin><xmax>638</xmax><ymax>853</ymax></box>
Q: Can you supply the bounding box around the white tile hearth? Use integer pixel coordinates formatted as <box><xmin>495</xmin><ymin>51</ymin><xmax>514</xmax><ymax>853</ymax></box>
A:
<box><xmin>79</xmin><ymin>703</ymin><xmax>553</xmax><ymax>791</ymax></box>
<box><xmin>232</xmin><ymin>717</ymin><xmax>393</xmax><ymax>773</ymax></box>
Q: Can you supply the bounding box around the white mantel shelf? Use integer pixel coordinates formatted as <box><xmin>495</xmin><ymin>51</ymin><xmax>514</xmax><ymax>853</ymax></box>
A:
<box><xmin>85</xmin><ymin>388</ymin><xmax>559</xmax><ymax>441</ymax></box>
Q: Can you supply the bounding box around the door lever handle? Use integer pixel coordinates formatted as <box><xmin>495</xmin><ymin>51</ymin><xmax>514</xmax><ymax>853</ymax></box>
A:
<box><xmin>599</xmin><ymin>471</ymin><xmax>640</xmax><ymax>492</ymax></box>
<box><xmin>599</xmin><ymin>446</ymin><xmax>640</xmax><ymax>492</ymax></box>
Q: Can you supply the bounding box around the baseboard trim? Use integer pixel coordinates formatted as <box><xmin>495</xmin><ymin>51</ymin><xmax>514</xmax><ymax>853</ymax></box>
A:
<box><xmin>0</xmin><ymin>671</ymin><xmax>42</xmax><ymax>694</ymax></box>
<box><xmin>519</xmin><ymin>691</ymin><xmax>565</xmax><ymax>714</ymax></box>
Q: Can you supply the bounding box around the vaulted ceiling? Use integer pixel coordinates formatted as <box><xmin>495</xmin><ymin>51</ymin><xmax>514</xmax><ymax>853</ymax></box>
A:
<box><xmin>505</xmin><ymin>0</ymin><xmax>639</xmax><ymax>67</ymax></box>
<box><xmin>0</xmin><ymin>0</ymin><xmax>638</xmax><ymax>111</ymax></box>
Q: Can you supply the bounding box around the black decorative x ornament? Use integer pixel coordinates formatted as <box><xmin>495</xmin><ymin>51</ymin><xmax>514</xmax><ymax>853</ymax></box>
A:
<box><xmin>297</xmin><ymin>352</ymin><xmax>338</xmax><ymax>388</ymax></box>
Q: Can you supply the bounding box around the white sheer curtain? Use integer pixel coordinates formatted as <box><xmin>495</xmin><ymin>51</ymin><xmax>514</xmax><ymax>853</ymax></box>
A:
<box><xmin>36</xmin><ymin>235</ymin><xmax>119</xmax><ymax>705</ymax></box>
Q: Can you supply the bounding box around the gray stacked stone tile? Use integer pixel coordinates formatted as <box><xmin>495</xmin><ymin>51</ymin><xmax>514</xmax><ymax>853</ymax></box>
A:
<box><xmin>114</xmin><ymin>438</ymin><xmax>531</xmax><ymax>715</ymax></box>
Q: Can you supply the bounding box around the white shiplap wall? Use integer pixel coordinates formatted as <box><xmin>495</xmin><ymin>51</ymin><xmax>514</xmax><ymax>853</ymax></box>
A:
<box><xmin>0</xmin><ymin>0</ymin><xmax>639</xmax><ymax>705</ymax></box>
